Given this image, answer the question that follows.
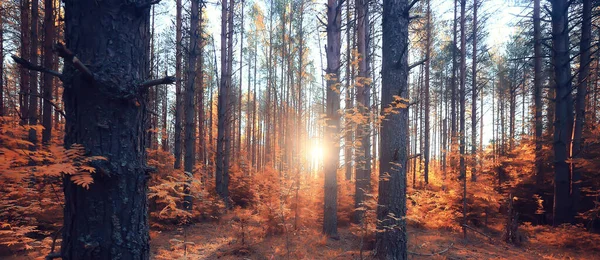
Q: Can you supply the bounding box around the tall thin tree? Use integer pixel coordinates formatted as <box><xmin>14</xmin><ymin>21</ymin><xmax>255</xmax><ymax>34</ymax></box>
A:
<box><xmin>376</xmin><ymin>0</ymin><xmax>409</xmax><ymax>257</ymax></box>
<box><xmin>323</xmin><ymin>0</ymin><xmax>342</xmax><ymax>238</ymax></box>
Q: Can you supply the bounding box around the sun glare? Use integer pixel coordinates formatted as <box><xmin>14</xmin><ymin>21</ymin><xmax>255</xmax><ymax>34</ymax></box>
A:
<box><xmin>308</xmin><ymin>140</ymin><xmax>325</xmax><ymax>172</ymax></box>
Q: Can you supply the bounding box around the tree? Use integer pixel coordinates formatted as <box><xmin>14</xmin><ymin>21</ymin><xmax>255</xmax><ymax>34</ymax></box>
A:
<box><xmin>533</xmin><ymin>0</ymin><xmax>543</xmax><ymax>187</ymax></box>
<box><xmin>459</xmin><ymin>0</ymin><xmax>467</xmax><ymax>238</ymax></box>
<box><xmin>571</xmin><ymin>0</ymin><xmax>591</xmax><ymax>216</ymax></box>
<box><xmin>42</xmin><ymin>0</ymin><xmax>55</xmax><ymax>145</ymax></box>
<box><xmin>354</xmin><ymin>0</ymin><xmax>370</xmax><ymax>223</ymax></box>
<box><xmin>376</xmin><ymin>0</ymin><xmax>409</xmax><ymax>257</ymax></box>
<box><xmin>19</xmin><ymin>0</ymin><xmax>30</xmax><ymax>126</ymax></box>
<box><xmin>344</xmin><ymin>0</ymin><xmax>353</xmax><ymax>181</ymax></box>
<box><xmin>27</xmin><ymin>0</ymin><xmax>39</xmax><ymax>149</ymax></box>
<box><xmin>323</xmin><ymin>0</ymin><xmax>342</xmax><ymax>238</ymax></box>
<box><xmin>0</xmin><ymin>3</ymin><xmax>4</xmax><ymax>117</ymax></box>
<box><xmin>174</xmin><ymin>0</ymin><xmax>183</xmax><ymax>169</ymax></box>
<box><xmin>216</xmin><ymin>0</ymin><xmax>231</xmax><ymax>204</ymax></box>
<box><xmin>550</xmin><ymin>0</ymin><xmax>573</xmax><ymax>226</ymax></box>
<box><xmin>470</xmin><ymin>0</ymin><xmax>478</xmax><ymax>182</ymax></box>
<box><xmin>57</xmin><ymin>0</ymin><xmax>173</xmax><ymax>258</ymax></box>
<box><xmin>424</xmin><ymin>0</ymin><xmax>431</xmax><ymax>185</ymax></box>
<box><xmin>183</xmin><ymin>0</ymin><xmax>201</xmax><ymax>211</ymax></box>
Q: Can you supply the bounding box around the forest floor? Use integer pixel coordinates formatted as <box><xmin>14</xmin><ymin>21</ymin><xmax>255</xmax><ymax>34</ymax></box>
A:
<box><xmin>148</xmin><ymin>221</ymin><xmax>599</xmax><ymax>260</ymax></box>
<box><xmin>7</xmin><ymin>221</ymin><xmax>598</xmax><ymax>259</ymax></box>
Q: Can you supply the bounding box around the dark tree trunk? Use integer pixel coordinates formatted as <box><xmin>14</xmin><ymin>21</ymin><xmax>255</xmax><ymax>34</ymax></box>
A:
<box><xmin>344</xmin><ymin>0</ymin><xmax>353</xmax><ymax>181</ymax></box>
<box><xmin>216</xmin><ymin>0</ymin><xmax>230</xmax><ymax>204</ymax></box>
<box><xmin>571</xmin><ymin>0</ymin><xmax>590</xmax><ymax>218</ymax></box>
<box><xmin>0</xmin><ymin>6</ymin><xmax>4</xmax><ymax>117</ymax></box>
<box><xmin>550</xmin><ymin>0</ymin><xmax>573</xmax><ymax>226</ymax></box>
<box><xmin>236</xmin><ymin>0</ymin><xmax>244</xmax><ymax>161</ymax></box>
<box><xmin>184</xmin><ymin>0</ymin><xmax>201</xmax><ymax>211</ymax></box>
<box><xmin>198</xmin><ymin>10</ymin><xmax>206</xmax><ymax>170</ymax></box>
<box><xmin>533</xmin><ymin>0</ymin><xmax>543</xmax><ymax>187</ymax></box>
<box><xmin>376</xmin><ymin>0</ymin><xmax>408</xmax><ymax>258</ymax></box>
<box><xmin>252</xmin><ymin>38</ymin><xmax>258</xmax><ymax>170</ymax></box>
<box><xmin>19</xmin><ymin>0</ymin><xmax>30</xmax><ymax>126</ymax></box>
<box><xmin>60</xmin><ymin>0</ymin><xmax>153</xmax><ymax>258</ymax></box>
<box><xmin>28</xmin><ymin>0</ymin><xmax>39</xmax><ymax>150</ymax></box>
<box><xmin>42</xmin><ymin>0</ymin><xmax>55</xmax><ymax>145</ymax></box>
<box><xmin>459</xmin><ymin>0</ymin><xmax>467</xmax><ymax>239</ymax></box>
<box><xmin>424</xmin><ymin>0</ymin><xmax>431</xmax><ymax>185</ymax></box>
<box><xmin>354</xmin><ymin>0</ymin><xmax>371</xmax><ymax>224</ymax></box>
<box><xmin>450</xmin><ymin>0</ymin><xmax>457</xmax><ymax>150</ymax></box>
<box><xmin>470</xmin><ymin>0</ymin><xmax>477</xmax><ymax>182</ymax></box>
<box><xmin>323</xmin><ymin>0</ymin><xmax>342</xmax><ymax>238</ymax></box>
<box><xmin>174</xmin><ymin>0</ymin><xmax>183</xmax><ymax>169</ymax></box>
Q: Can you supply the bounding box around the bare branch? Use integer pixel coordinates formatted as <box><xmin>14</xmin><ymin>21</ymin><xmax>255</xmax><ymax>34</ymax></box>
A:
<box><xmin>140</xmin><ymin>76</ymin><xmax>177</xmax><ymax>89</ymax></box>
<box><xmin>54</xmin><ymin>43</ymin><xmax>95</xmax><ymax>80</ymax></box>
<box><xmin>409</xmin><ymin>58</ymin><xmax>428</xmax><ymax>70</ymax></box>
<box><xmin>11</xmin><ymin>55</ymin><xmax>63</xmax><ymax>80</ymax></box>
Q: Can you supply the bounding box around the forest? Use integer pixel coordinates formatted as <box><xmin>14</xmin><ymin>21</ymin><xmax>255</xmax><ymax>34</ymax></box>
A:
<box><xmin>0</xmin><ymin>0</ymin><xmax>599</xmax><ymax>259</ymax></box>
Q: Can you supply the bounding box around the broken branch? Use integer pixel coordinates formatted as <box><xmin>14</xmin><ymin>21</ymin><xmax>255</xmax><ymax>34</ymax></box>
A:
<box><xmin>140</xmin><ymin>76</ymin><xmax>177</xmax><ymax>89</ymax></box>
<box><xmin>54</xmin><ymin>43</ymin><xmax>95</xmax><ymax>80</ymax></box>
<box><xmin>409</xmin><ymin>58</ymin><xmax>428</xmax><ymax>70</ymax></box>
<box><xmin>11</xmin><ymin>55</ymin><xmax>63</xmax><ymax>80</ymax></box>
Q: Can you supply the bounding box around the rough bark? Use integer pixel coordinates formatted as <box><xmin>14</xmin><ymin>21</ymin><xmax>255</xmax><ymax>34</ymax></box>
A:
<box><xmin>0</xmin><ymin>5</ymin><xmax>4</xmax><ymax>117</ymax></box>
<box><xmin>183</xmin><ymin>0</ymin><xmax>201</xmax><ymax>211</ymax></box>
<box><xmin>354</xmin><ymin>0</ymin><xmax>370</xmax><ymax>224</ymax></box>
<box><xmin>571</xmin><ymin>0</ymin><xmax>590</xmax><ymax>218</ymax></box>
<box><xmin>60</xmin><ymin>0</ymin><xmax>153</xmax><ymax>258</ymax></box>
<box><xmin>550</xmin><ymin>0</ymin><xmax>573</xmax><ymax>226</ymax></box>
<box><xmin>216</xmin><ymin>0</ymin><xmax>230</xmax><ymax>205</ymax></box>
<box><xmin>424</xmin><ymin>0</ymin><xmax>431</xmax><ymax>185</ymax></box>
<box><xmin>470</xmin><ymin>0</ymin><xmax>477</xmax><ymax>182</ymax></box>
<box><xmin>533</xmin><ymin>0</ymin><xmax>543</xmax><ymax>187</ymax></box>
<box><xmin>28</xmin><ymin>0</ymin><xmax>39</xmax><ymax>149</ymax></box>
<box><xmin>174</xmin><ymin>0</ymin><xmax>183</xmax><ymax>169</ymax></box>
<box><xmin>19</xmin><ymin>0</ymin><xmax>30</xmax><ymax>126</ymax></box>
<box><xmin>459</xmin><ymin>0</ymin><xmax>467</xmax><ymax>239</ymax></box>
<box><xmin>323</xmin><ymin>0</ymin><xmax>342</xmax><ymax>238</ymax></box>
<box><xmin>344</xmin><ymin>0</ymin><xmax>353</xmax><ymax>181</ymax></box>
<box><xmin>375</xmin><ymin>0</ymin><xmax>408</xmax><ymax>258</ymax></box>
<box><xmin>42</xmin><ymin>0</ymin><xmax>55</xmax><ymax>145</ymax></box>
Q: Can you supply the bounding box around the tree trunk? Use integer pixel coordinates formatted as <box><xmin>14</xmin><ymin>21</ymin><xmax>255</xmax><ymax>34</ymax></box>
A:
<box><xmin>184</xmin><ymin>0</ymin><xmax>201</xmax><ymax>211</ymax></box>
<box><xmin>344</xmin><ymin>0</ymin><xmax>353</xmax><ymax>181</ymax></box>
<box><xmin>252</xmin><ymin>38</ymin><xmax>258</xmax><ymax>170</ymax></box>
<box><xmin>571</xmin><ymin>0</ymin><xmax>590</xmax><ymax>219</ymax></box>
<box><xmin>0</xmin><ymin>5</ymin><xmax>4</xmax><ymax>117</ymax></box>
<box><xmin>42</xmin><ymin>0</ymin><xmax>55</xmax><ymax>145</ymax></box>
<box><xmin>198</xmin><ymin>10</ymin><xmax>206</xmax><ymax>170</ymax></box>
<box><xmin>354</xmin><ymin>0</ymin><xmax>370</xmax><ymax>224</ymax></box>
<box><xmin>216</xmin><ymin>0</ymin><xmax>231</xmax><ymax>205</ymax></box>
<box><xmin>60</xmin><ymin>0</ymin><xmax>152</xmax><ymax>258</ymax></box>
<box><xmin>20</xmin><ymin>0</ymin><xmax>30</xmax><ymax>126</ymax></box>
<box><xmin>424</xmin><ymin>0</ymin><xmax>431</xmax><ymax>185</ymax></box>
<box><xmin>323</xmin><ymin>0</ymin><xmax>342</xmax><ymax>238</ymax></box>
<box><xmin>550</xmin><ymin>0</ymin><xmax>573</xmax><ymax>226</ymax></box>
<box><xmin>470</xmin><ymin>0</ymin><xmax>477</xmax><ymax>182</ymax></box>
<box><xmin>28</xmin><ymin>0</ymin><xmax>39</xmax><ymax>150</ymax></box>
<box><xmin>174</xmin><ymin>0</ymin><xmax>183</xmax><ymax>169</ymax></box>
<box><xmin>376</xmin><ymin>0</ymin><xmax>408</xmax><ymax>258</ymax></box>
<box><xmin>236</xmin><ymin>0</ymin><xmax>244</xmax><ymax>160</ymax></box>
<box><xmin>533</xmin><ymin>0</ymin><xmax>543</xmax><ymax>187</ymax></box>
<box><xmin>459</xmin><ymin>0</ymin><xmax>467</xmax><ymax>239</ymax></box>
